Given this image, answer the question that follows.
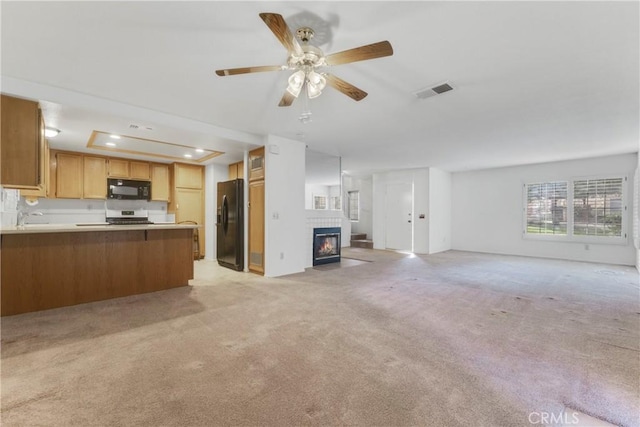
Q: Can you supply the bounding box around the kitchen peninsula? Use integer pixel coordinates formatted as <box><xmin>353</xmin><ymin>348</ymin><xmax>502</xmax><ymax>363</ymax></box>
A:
<box><xmin>1</xmin><ymin>223</ymin><xmax>198</xmax><ymax>316</ymax></box>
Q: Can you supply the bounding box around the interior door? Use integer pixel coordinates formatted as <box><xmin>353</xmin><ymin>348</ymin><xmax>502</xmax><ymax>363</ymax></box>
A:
<box><xmin>384</xmin><ymin>182</ymin><xmax>413</xmax><ymax>251</ymax></box>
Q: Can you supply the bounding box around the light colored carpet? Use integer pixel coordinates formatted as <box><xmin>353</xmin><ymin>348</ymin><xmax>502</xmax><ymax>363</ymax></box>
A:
<box><xmin>1</xmin><ymin>249</ymin><xmax>638</xmax><ymax>426</ymax></box>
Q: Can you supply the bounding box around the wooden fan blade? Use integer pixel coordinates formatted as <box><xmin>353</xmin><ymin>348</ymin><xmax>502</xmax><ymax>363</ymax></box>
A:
<box><xmin>325</xmin><ymin>74</ymin><xmax>368</xmax><ymax>101</ymax></box>
<box><xmin>278</xmin><ymin>90</ymin><xmax>296</xmax><ymax>107</ymax></box>
<box><xmin>259</xmin><ymin>13</ymin><xmax>303</xmax><ymax>56</ymax></box>
<box><xmin>325</xmin><ymin>41</ymin><xmax>393</xmax><ymax>66</ymax></box>
<box><xmin>215</xmin><ymin>65</ymin><xmax>283</xmax><ymax>76</ymax></box>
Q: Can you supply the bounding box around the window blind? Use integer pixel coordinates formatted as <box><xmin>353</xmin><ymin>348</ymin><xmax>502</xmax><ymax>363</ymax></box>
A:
<box><xmin>573</xmin><ymin>178</ymin><xmax>623</xmax><ymax>237</ymax></box>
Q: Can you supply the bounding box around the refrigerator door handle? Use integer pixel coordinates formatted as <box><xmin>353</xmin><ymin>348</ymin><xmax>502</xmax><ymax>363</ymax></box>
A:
<box><xmin>222</xmin><ymin>195</ymin><xmax>229</xmax><ymax>235</ymax></box>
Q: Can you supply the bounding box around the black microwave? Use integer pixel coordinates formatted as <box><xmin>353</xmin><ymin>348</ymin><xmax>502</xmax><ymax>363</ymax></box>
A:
<box><xmin>107</xmin><ymin>178</ymin><xmax>151</xmax><ymax>201</ymax></box>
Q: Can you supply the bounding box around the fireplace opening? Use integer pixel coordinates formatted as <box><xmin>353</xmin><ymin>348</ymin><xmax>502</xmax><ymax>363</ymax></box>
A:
<box><xmin>313</xmin><ymin>227</ymin><xmax>341</xmax><ymax>266</ymax></box>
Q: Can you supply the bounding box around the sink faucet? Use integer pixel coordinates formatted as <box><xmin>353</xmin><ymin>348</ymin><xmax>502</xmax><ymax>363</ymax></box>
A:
<box><xmin>17</xmin><ymin>211</ymin><xmax>43</xmax><ymax>229</ymax></box>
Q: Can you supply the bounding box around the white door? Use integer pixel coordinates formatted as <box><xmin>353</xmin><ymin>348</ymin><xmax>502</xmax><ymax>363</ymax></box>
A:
<box><xmin>385</xmin><ymin>182</ymin><xmax>413</xmax><ymax>251</ymax></box>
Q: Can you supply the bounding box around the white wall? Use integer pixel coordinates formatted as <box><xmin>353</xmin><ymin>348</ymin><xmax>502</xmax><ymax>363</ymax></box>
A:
<box><xmin>372</xmin><ymin>169</ymin><xmax>430</xmax><ymax>254</ymax></box>
<box><xmin>204</xmin><ymin>163</ymin><xmax>230</xmax><ymax>261</ymax></box>
<box><xmin>264</xmin><ymin>135</ymin><xmax>306</xmax><ymax>277</ymax></box>
<box><xmin>452</xmin><ymin>153</ymin><xmax>637</xmax><ymax>266</ymax></box>
<box><xmin>428</xmin><ymin>168</ymin><xmax>452</xmax><ymax>254</ymax></box>
<box><xmin>635</xmin><ymin>152</ymin><xmax>640</xmax><ymax>271</ymax></box>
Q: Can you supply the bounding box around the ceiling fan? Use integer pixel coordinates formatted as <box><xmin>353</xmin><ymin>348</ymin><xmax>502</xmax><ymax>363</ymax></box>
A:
<box><xmin>215</xmin><ymin>13</ymin><xmax>393</xmax><ymax>107</ymax></box>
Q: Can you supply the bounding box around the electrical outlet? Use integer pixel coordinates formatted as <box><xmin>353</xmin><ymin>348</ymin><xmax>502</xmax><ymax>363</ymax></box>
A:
<box><xmin>280</xmin><ymin>252</ymin><xmax>284</xmax><ymax>260</ymax></box>
<box><xmin>584</xmin><ymin>244</ymin><xmax>589</xmax><ymax>250</ymax></box>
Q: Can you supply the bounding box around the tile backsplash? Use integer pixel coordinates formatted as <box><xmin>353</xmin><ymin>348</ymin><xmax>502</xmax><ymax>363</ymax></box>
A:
<box><xmin>0</xmin><ymin>187</ymin><xmax>20</xmax><ymax>227</ymax></box>
<box><xmin>0</xmin><ymin>192</ymin><xmax>174</xmax><ymax>227</ymax></box>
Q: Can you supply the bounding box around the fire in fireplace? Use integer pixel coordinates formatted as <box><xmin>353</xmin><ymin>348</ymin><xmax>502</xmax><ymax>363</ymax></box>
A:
<box><xmin>313</xmin><ymin>227</ymin><xmax>341</xmax><ymax>266</ymax></box>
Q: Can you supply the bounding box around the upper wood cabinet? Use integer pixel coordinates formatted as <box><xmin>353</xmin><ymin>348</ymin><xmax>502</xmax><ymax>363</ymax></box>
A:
<box><xmin>56</xmin><ymin>152</ymin><xmax>83</xmax><ymax>199</ymax></box>
<box><xmin>248</xmin><ymin>147</ymin><xmax>265</xmax><ymax>182</ymax></box>
<box><xmin>150</xmin><ymin>163</ymin><xmax>170</xmax><ymax>201</ymax></box>
<box><xmin>228</xmin><ymin>161</ymin><xmax>244</xmax><ymax>180</ymax></box>
<box><xmin>108</xmin><ymin>159</ymin><xmax>150</xmax><ymax>180</ymax></box>
<box><xmin>173</xmin><ymin>163</ymin><xmax>203</xmax><ymax>189</ymax></box>
<box><xmin>83</xmin><ymin>156</ymin><xmax>107</xmax><ymax>199</ymax></box>
<box><xmin>1</xmin><ymin>95</ymin><xmax>43</xmax><ymax>188</ymax></box>
<box><xmin>108</xmin><ymin>159</ymin><xmax>130</xmax><ymax>178</ymax></box>
<box><xmin>130</xmin><ymin>161</ymin><xmax>150</xmax><ymax>180</ymax></box>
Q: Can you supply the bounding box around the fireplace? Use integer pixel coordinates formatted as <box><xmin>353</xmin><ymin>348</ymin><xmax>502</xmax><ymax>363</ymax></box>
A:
<box><xmin>313</xmin><ymin>227</ymin><xmax>341</xmax><ymax>266</ymax></box>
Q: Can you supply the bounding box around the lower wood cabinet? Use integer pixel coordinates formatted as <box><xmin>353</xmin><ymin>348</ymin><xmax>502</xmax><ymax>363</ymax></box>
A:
<box><xmin>1</xmin><ymin>228</ymin><xmax>194</xmax><ymax>316</ymax></box>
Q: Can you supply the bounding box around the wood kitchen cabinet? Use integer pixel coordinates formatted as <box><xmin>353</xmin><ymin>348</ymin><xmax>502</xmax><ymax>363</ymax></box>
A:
<box><xmin>108</xmin><ymin>159</ymin><xmax>130</xmax><ymax>178</ymax></box>
<box><xmin>169</xmin><ymin>163</ymin><xmax>205</xmax><ymax>258</ymax></box>
<box><xmin>83</xmin><ymin>156</ymin><xmax>107</xmax><ymax>199</ymax></box>
<box><xmin>174</xmin><ymin>163</ymin><xmax>203</xmax><ymax>189</ymax></box>
<box><xmin>20</xmin><ymin>137</ymin><xmax>50</xmax><ymax>200</ymax></box>
<box><xmin>248</xmin><ymin>179</ymin><xmax>265</xmax><ymax>274</ymax></box>
<box><xmin>228</xmin><ymin>161</ymin><xmax>244</xmax><ymax>180</ymax></box>
<box><xmin>248</xmin><ymin>147</ymin><xmax>265</xmax><ymax>182</ymax></box>
<box><xmin>150</xmin><ymin>163</ymin><xmax>170</xmax><ymax>201</ymax></box>
<box><xmin>107</xmin><ymin>159</ymin><xmax>150</xmax><ymax>180</ymax></box>
<box><xmin>248</xmin><ymin>146</ymin><xmax>265</xmax><ymax>275</ymax></box>
<box><xmin>55</xmin><ymin>152</ymin><xmax>83</xmax><ymax>199</ymax></box>
<box><xmin>1</xmin><ymin>94</ymin><xmax>44</xmax><ymax>189</ymax></box>
<box><xmin>130</xmin><ymin>161</ymin><xmax>150</xmax><ymax>180</ymax></box>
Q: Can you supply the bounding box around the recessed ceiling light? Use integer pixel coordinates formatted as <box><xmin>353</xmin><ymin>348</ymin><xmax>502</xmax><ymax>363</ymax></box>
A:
<box><xmin>45</xmin><ymin>128</ymin><xmax>60</xmax><ymax>138</ymax></box>
<box><xmin>195</xmin><ymin>148</ymin><xmax>204</xmax><ymax>153</ymax></box>
<box><xmin>184</xmin><ymin>154</ymin><xmax>193</xmax><ymax>158</ymax></box>
<box><xmin>109</xmin><ymin>134</ymin><xmax>121</xmax><ymax>139</ymax></box>
<box><xmin>105</xmin><ymin>142</ymin><xmax>117</xmax><ymax>147</ymax></box>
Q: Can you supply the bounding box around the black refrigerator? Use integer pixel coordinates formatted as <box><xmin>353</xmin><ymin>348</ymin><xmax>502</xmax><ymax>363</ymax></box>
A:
<box><xmin>216</xmin><ymin>179</ymin><xmax>244</xmax><ymax>271</ymax></box>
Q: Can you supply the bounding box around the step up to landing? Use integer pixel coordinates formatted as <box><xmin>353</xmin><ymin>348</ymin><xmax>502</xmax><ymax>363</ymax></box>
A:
<box><xmin>351</xmin><ymin>239</ymin><xmax>373</xmax><ymax>249</ymax></box>
<box><xmin>351</xmin><ymin>233</ymin><xmax>367</xmax><ymax>241</ymax></box>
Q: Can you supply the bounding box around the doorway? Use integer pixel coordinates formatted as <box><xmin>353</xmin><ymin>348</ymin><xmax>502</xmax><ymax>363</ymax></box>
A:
<box><xmin>384</xmin><ymin>182</ymin><xmax>413</xmax><ymax>251</ymax></box>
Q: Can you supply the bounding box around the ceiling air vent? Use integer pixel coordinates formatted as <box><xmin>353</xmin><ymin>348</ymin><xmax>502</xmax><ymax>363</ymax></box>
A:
<box><xmin>414</xmin><ymin>81</ymin><xmax>454</xmax><ymax>100</ymax></box>
<box><xmin>129</xmin><ymin>123</ymin><xmax>154</xmax><ymax>131</ymax></box>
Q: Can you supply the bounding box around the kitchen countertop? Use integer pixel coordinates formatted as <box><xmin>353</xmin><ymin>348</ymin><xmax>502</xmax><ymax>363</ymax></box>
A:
<box><xmin>0</xmin><ymin>223</ymin><xmax>200</xmax><ymax>235</ymax></box>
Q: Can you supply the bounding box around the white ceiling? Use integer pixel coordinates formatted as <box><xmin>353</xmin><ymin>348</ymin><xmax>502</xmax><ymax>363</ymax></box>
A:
<box><xmin>1</xmin><ymin>1</ymin><xmax>638</xmax><ymax>174</ymax></box>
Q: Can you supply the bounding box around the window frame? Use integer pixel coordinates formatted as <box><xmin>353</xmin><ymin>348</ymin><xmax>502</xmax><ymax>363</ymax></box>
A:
<box><xmin>347</xmin><ymin>190</ymin><xmax>360</xmax><ymax>222</ymax></box>
<box><xmin>313</xmin><ymin>195</ymin><xmax>327</xmax><ymax>210</ymax></box>
<box><xmin>523</xmin><ymin>174</ymin><xmax>628</xmax><ymax>245</ymax></box>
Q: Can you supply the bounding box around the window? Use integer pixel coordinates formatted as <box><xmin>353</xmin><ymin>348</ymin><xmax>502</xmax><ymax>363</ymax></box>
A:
<box><xmin>526</xmin><ymin>181</ymin><xmax>568</xmax><ymax>235</ymax></box>
<box><xmin>524</xmin><ymin>176</ymin><xmax>627</xmax><ymax>242</ymax></box>
<box><xmin>573</xmin><ymin>178</ymin><xmax>623</xmax><ymax>237</ymax></box>
<box><xmin>330</xmin><ymin>196</ymin><xmax>341</xmax><ymax>211</ymax></box>
<box><xmin>313</xmin><ymin>196</ymin><xmax>327</xmax><ymax>210</ymax></box>
<box><xmin>348</xmin><ymin>191</ymin><xmax>359</xmax><ymax>221</ymax></box>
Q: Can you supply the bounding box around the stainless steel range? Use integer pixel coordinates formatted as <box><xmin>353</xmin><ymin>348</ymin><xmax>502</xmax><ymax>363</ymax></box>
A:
<box><xmin>105</xmin><ymin>208</ymin><xmax>154</xmax><ymax>225</ymax></box>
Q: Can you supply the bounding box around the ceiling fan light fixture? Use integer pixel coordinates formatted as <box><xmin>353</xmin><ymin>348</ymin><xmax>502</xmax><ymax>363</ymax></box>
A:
<box><xmin>306</xmin><ymin>83</ymin><xmax>323</xmax><ymax>99</ymax></box>
<box><xmin>306</xmin><ymin>71</ymin><xmax>326</xmax><ymax>99</ymax></box>
<box><xmin>287</xmin><ymin>70</ymin><xmax>305</xmax><ymax>98</ymax></box>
